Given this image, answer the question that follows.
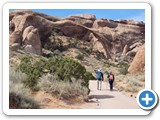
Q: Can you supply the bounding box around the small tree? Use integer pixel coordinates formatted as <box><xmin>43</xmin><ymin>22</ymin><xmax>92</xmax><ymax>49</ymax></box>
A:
<box><xmin>17</xmin><ymin>56</ymin><xmax>47</xmax><ymax>90</ymax></box>
<box><xmin>119</xmin><ymin>66</ymin><xmax>129</xmax><ymax>75</ymax></box>
<box><xmin>76</xmin><ymin>53</ymin><xmax>84</xmax><ymax>60</ymax></box>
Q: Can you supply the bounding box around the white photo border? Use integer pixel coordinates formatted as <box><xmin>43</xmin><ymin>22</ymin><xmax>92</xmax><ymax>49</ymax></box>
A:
<box><xmin>3</xmin><ymin>2</ymin><xmax>151</xmax><ymax>115</ymax></box>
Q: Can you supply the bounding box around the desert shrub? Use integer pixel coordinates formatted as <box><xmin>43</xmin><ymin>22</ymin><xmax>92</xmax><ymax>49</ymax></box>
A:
<box><xmin>17</xmin><ymin>56</ymin><xmax>90</xmax><ymax>90</ymax></box>
<box><xmin>9</xmin><ymin>70</ymin><xmax>39</xmax><ymax>109</ymax></box>
<box><xmin>84</xmin><ymin>45</ymin><xmax>93</xmax><ymax>55</ymax></box>
<box><xmin>44</xmin><ymin>32</ymin><xmax>64</xmax><ymax>52</ymax></box>
<box><xmin>119</xmin><ymin>65</ymin><xmax>129</xmax><ymax>75</ymax></box>
<box><xmin>118</xmin><ymin>61</ymin><xmax>129</xmax><ymax>75</ymax></box>
<box><xmin>17</xmin><ymin>56</ymin><xmax>47</xmax><ymax>90</ymax></box>
<box><xmin>135</xmin><ymin>73</ymin><xmax>145</xmax><ymax>82</ymax></box>
<box><xmin>10</xmin><ymin>69</ymin><xmax>27</xmax><ymax>83</ymax></box>
<box><xmin>48</xmin><ymin>57</ymin><xmax>88</xmax><ymax>87</ymax></box>
<box><xmin>84</xmin><ymin>71</ymin><xmax>95</xmax><ymax>80</ymax></box>
<box><xmin>76</xmin><ymin>53</ymin><xmax>84</xmax><ymax>60</ymax></box>
<box><xmin>95</xmin><ymin>56</ymin><xmax>101</xmax><ymax>60</ymax></box>
<box><xmin>125</xmin><ymin>79</ymin><xmax>143</xmax><ymax>93</ymax></box>
<box><xmin>116</xmin><ymin>73</ymin><xmax>145</xmax><ymax>93</ymax></box>
<box><xmin>72</xmin><ymin>37</ymin><xmax>78</xmax><ymax>47</ymax></box>
<box><xmin>104</xmin><ymin>70</ymin><xmax>109</xmax><ymax>75</ymax></box>
<box><xmin>124</xmin><ymin>74</ymin><xmax>145</xmax><ymax>93</ymax></box>
<box><xmin>105</xmin><ymin>61</ymin><xmax>116</xmax><ymax>67</ymax></box>
<box><xmin>44</xmin><ymin>43</ymin><xmax>55</xmax><ymax>52</ymax></box>
<box><xmin>38</xmin><ymin>74</ymin><xmax>89</xmax><ymax>100</ymax></box>
<box><xmin>118</xmin><ymin>61</ymin><xmax>128</xmax><ymax>67</ymax></box>
<box><xmin>83</xmin><ymin>71</ymin><xmax>95</xmax><ymax>88</ymax></box>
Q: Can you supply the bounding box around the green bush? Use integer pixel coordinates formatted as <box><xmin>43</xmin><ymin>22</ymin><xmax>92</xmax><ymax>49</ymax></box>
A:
<box><xmin>17</xmin><ymin>56</ymin><xmax>47</xmax><ymax>90</ymax></box>
<box><xmin>84</xmin><ymin>71</ymin><xmax>95</xmax><ymax>80</ymax></box>
<box><xmin>105</xmin><ymin>61</ymin><xmax>116</xmax><ymax>67</ymax></box>
<box><xmin>119</xmin><ymin>65</ymin><xmax>129</xmax><ymax>75</ymax></box>
<box><xmin>44</xmin><ymin>31</ymin><xmax>64</xmax><ymax>52</ymax></box>
<box><xmin>84</xmin><ymin>45</ymin><xmax>93</xmax><ymax>55</ymax></box>
<box><xmin>76</xmin><ymin>53</ymin><xmax>84</xmax><ymax>60</ymax></box>
<box><xmin>72</xmin><ymin>38</ymin><xmax>78</xmax><ymax>47</ymax></box>
<box><xmin>104</xmin><ymin>70</ymin><xmax>109</xmax><ymax>75</ymax></box>
<box><xmin>96</xmin><ymin>56</ymin><xmax>101</xmax><ymax>60</ymax></box>
<box><xmin>118</xmin><ymin>61</ymin><xmax>128</xmax><ymax>68</ymax></box>
<box><xmin>48</xmin><ymin>57</ymin><xmax>87</xmax><ymax>85</ymax></box>
<box><xmin>118</xmin><ymin>61</ymin><xmax>129</xmax><ymax>75</ymax></box>
<box><xmin>83</xmin><ymin>71</ymin><xmax>95</xmax><ymax>88</ymax></box>
<box><xmin>17</xmin><ymin>56</ymin><xmax>91</xmax><ymax>90</ymax></box>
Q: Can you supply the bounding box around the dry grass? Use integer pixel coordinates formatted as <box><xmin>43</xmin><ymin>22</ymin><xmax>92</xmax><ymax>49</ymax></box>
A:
<box><xmin>9</xmin><ymin>70</ymin><xmax>39</xmax><ymax>109</ymax></box>
<box><xmin>38</xmin><ymin>74</ymin><xmax>89</xmax><ymax>101</ymax></box>
<box><xmin>115</xmin><ymin>73</ymin><xmax>145</xmax><ymax>93</ymax></box>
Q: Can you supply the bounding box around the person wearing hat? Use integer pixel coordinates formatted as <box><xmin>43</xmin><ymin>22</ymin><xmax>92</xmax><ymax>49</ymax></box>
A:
<box><xmin>95</xmin><ymin>69</ymin><xmax>104</xmax><ymax>90</ymax></box>
<box><xmin>107</xmin><ymin>70</ymin><xmax>115</xmax><ymax>91</ymax></box>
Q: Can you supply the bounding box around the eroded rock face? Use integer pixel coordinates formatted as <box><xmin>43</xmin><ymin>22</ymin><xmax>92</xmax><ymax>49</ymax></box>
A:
<box><xmin>9</xmin><ymin>30</ymin><xmax>22</xmax><ymax>45</ymax></box>
<box><xmin>66</xmin><ymin>14</ymin><xmax>96</xmax><ymax>28</ymax></box>
<box><xmin>9</xmin><ymin>10</ymin><xmax>145</xmax><ymax>59</ymax></box>
<box><xmin>52</xmin><ymin>20</ymin><xmax>88</xmax><ymax>39</ymax></box>
<box><xmin>128</xmin><ymin>44</ymin><xmax>145</xmax><ymax>74</ymax></box>
<box><xmin>67</xmin><ymin>14</ymin><xmax>96</xmax><ymax>21</ymax></box>
<box><xmin>23</xmin><ymin>26</ymin><xmax>42</xmax><ymax>55</ymax></box>
<box><xmin>93</xmin><ymin>19</ymin><xmax>118</xmax><ymax>29</ymax></box>
<box><xmin>9</xmin><ymin>10</ymin><xmax>57</xmax><ymax>55</ymax></box>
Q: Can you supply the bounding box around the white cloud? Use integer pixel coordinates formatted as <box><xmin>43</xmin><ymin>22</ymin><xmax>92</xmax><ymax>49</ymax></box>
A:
<box><xmin>127</xmin><ymin>12</ymin><xmax>145</xmax><ymax>22</ymax></box>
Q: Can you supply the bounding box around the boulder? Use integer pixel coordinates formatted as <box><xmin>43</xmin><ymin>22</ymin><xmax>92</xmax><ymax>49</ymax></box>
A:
<box><xmin>24</xmin><ymin>45</ymin><xmax>37</xmax><ymax>54</ymax></box>
<box><xmin>10</xmin><ymin>43</ymin><xmax>21</xmax><ymax>51</ymax></box>
<box><xmin>128</xmin><ymin>44</ymin><xmax>145</xmax><ymax>74</ymax></box>
<box><xmin>23</xmin><ymin>26</ymin><xmax>42</xmax><ymax>55</ymax></box>
<box><xmin>9</xmin><ymin>30</ymin><xmax>22</xmax><ymax>45</ymax></box>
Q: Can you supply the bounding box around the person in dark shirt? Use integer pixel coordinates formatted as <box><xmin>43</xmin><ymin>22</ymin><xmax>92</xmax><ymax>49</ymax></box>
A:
<box><xmin>107</xmin><ymin>70</ymin><xmax>115</xmax><ymax>91</ymax></box>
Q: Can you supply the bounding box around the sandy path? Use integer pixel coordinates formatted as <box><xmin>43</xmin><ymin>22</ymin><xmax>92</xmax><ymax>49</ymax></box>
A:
<box><xmin>80</xmin><ymin>80</ymin><xmax>140</xmax><ymax>109</ymax></box>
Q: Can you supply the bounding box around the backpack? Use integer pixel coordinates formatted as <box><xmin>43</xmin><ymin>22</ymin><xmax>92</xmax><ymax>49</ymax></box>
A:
<box><xmin>109</xmin><ymin>74</ymin><xmax>113</xmax><ymax>80</ymax></box>
<box><xmin>96</xmin><ymin>71</ymin><xmax>102</xmax><ymax>80</ymax></box>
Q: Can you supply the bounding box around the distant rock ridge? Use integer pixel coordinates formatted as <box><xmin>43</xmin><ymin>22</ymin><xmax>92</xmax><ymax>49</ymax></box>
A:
<box><xmin>67</xmin><ymin>14</ymin><xmax>96</xmax><ymax>21</ymax></box>
<box><xmin>9</xmin><ymin>10</ymin><xmax>145</xmax><ymax>73</ymax></box>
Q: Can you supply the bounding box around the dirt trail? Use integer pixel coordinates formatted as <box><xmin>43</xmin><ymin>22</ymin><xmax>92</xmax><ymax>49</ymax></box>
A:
<box><xmin>80</xmin><ymin>80</ymin><xmax>140</xmax><ymax>109</ymax></box>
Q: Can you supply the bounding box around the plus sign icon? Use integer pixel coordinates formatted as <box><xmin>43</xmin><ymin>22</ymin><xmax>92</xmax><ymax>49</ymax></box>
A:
<box><xmin>137</xmin><ymin>89</ymin><xmax>158</xmax><ymax>110</ymax></box>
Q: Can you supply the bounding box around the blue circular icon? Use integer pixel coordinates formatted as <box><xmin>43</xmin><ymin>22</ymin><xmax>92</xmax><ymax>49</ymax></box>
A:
<box><xmin>137</xmin><ymin>89</ymin><xmax>158</xmax><ymax>110</ymax></box>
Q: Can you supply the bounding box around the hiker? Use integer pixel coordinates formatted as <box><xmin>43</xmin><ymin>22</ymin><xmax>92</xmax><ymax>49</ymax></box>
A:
<box><xmin>107</xmin><ymin>70</ymin><xmax>115</xmax><ymax>91</ymax></box>
<box><xmin>95</xmin><ymin>69</ymin><xmax>104</xmax><ymax>90</ymax></box>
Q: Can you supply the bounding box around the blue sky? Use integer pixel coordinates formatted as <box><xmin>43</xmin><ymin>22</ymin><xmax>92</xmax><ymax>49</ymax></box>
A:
<box><xmin>11</xmin><ymin>9</ymin><xmax>145</xmax><ymax>22</ymax></box>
